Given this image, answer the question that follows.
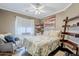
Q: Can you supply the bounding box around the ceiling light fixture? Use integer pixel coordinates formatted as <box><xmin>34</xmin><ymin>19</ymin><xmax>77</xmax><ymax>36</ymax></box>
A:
<box><xmin>29</xmin><ymin>3</ymin><xmax>45</xmax><ymax>15</ymax></box>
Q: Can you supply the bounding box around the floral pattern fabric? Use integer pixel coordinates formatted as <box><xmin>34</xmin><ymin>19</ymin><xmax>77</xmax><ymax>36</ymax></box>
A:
<box><xmin>23</xmin><ymin>35</ymin><xmax>60</xmax><ymax>56</ymax></box>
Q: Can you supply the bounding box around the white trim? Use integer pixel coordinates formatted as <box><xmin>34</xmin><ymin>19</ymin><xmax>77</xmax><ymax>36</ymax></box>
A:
<box><xmin>0</xmin><ymin>3</ymin><xmax>72</xmax><ymax>19</ymax></box>
<box><xmin>44</xmin><ymin>3</ymin><xmax>72</xmax><ymax>18</ymax></box>
<box><xmin>53</xmin><ymin>3</ymin><xmax>72</xmax><ymax>14</ymax></box>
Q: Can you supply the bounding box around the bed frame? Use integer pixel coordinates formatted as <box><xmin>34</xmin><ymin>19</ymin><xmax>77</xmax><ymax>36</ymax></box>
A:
<box><xmin>60</xmin><ymin>16</ymin><xmax>79</xmax><ymax>55</ymax></box>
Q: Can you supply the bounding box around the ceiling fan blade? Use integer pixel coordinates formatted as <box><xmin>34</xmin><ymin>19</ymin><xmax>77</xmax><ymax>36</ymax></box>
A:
<box><xmin>30</xmin><ymin>4</ymin><xmax>37</xmax><ymax>9</ymax></box>
<box><xmin>35</xmin><ymin>10</ymin><xmax>41</xmax><ymax>14</ymax></box>
<box><xmin>40</xmin><ymin>10</ymin><xmax>45</xmax><ymax>13</ymax></box>
<box><xmin>29</xmin><ymin>9</ymin><xmax>35</xmax><ymax>12</ymax></box>
<box><xmin>38</xmin><ymin>12</ymin><xmax>41</xmax><ymax>14</ymax></box>
<box><xmin>35</xmin><ymin>11</ymin><xmax>38</xmax><ymax>14</ymax></box>
<box><xmin>38</xmin><ymin>5</ymin><xmax>44</xmax><ymax>10</ymax></box>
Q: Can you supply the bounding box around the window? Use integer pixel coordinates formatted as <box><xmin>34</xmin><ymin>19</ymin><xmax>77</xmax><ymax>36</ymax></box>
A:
<box><xmin>15</xmin><ymin>16</ymin><xmax>35</xmax><ymax>35</ymax></box>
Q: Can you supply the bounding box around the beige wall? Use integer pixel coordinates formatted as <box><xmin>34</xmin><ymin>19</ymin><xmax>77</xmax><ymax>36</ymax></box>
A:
<box><xmin>56</xmin><ymin>3</ymin><xmax>79</xmax><ymax>31</ymax></box>
<box><xmin>0</xmin><ymin>3</ymin><xmax>79</xmax><ymax>34</ymax></box>
<box><xmin>0</xmin><ymin>9</ymin><xmax>38</xmax><ymax>34</ymax></box>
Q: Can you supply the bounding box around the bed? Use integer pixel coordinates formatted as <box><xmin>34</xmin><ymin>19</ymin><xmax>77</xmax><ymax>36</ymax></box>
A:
<box><xmin>20</xmin><ymin>31</ymin><xmax>61</xmax><ymax>56</ymax></box>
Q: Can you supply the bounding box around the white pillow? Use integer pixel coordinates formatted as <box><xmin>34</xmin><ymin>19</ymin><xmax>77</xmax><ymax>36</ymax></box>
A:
<box><xmin>0</xmin><ymin>38</ymin><xmax>5</xmax><ymax>45</ymax></box>
<box><xmin>0</xmin><ymin>34</ymin><xmax>6</xmax><ymax>42</ymax></box>
<box><xmin>43</xmin><ymin>31</ymin><xmax>49</xmax><ymax>36</ymax></box>
<box><xmin>49</xmin><ymin>30</ymin><xmax>61</xmax><ymax>37</ymax></box>
<box><xmin>44</xmin><ymin>30</ymin><xmax>61</xmax><ymax>39</ymax></box>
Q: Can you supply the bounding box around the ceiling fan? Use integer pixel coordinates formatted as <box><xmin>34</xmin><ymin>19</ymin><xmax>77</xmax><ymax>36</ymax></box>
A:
<box><xmin>29</xmin><ymin>3</ymin><xmax>45</xmax><ymax>14</ymax></box>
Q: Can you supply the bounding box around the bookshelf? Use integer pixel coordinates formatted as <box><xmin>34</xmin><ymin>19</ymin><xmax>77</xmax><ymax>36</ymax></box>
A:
<box><xmin>61</xmin><ymin>16</ymin><xmax>79</xmax><ymax>55</ymax></box>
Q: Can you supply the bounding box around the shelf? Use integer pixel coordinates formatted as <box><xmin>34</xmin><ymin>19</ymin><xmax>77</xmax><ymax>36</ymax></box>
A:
<box><xmin>63</xmin><ymin>16</ymin><xmax>79</xmax><ymax>22</ymax></box>
<box><xmin>60</xmin><ymin>40</ymin><xmax>78</xmax><ymax>47</ymax></box>
<box><xmin>70</xmin><ymin>22</ymin><xmax>79</xmax><ymax>27</ymax></box>
<box><xmin>62</xmin><ymin>25</ymin><xmax>70</xmax><ymax>27</ymax></box>
<box><xmin>62</xmin><ymin>32</ymin><xmax>79</xmax><ymax>37</ymax></box>
<box><xmin>61</xmin><ymin>16</ymin><xmax>79</xmax><ymax>55</ymax></box>
<box><xmin>62</xmin><ymin>25</ymin><xmax>79</xmax><ymax>28</ymax></box>
<box><xmin>68</xmin><ymin>16</ymin><xmax>79</xmax><ymax>22</ymax></box>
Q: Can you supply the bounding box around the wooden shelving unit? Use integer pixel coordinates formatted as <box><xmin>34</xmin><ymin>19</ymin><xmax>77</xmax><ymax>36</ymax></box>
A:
<box><xmin>60</xmin><ymin>16</ymin><xmax>79</xmax><ymax>55</ymax></box>
<box><xmin>63</xmin><ymin>16</ymin><xmax>79</xmax><ymax>22</ymax></box>
<box><xmin>62</xmin><ymin>32</ymin><xmax>79</xmax><ymax>37</ymax></box>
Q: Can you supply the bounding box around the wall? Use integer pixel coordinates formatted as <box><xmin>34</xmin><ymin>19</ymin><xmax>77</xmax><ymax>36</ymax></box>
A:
<box><xmin>0</xmin><ymin>9</ymin><xmax>38</xmax><ymax>34</ymax></box>
<box><xmin>0</xmin><ymin>3</ymin><xmax>79</xmax><ymax>34</ymax></box>
<box><xmin>56</xmin><ymin>3</ymin><xmax>79</xmax><ymax>31</ymax></box>
<box><xmin>56</xmin><ymin>3</ymin><xmax>79</xmax><ymax>45</ymax></box>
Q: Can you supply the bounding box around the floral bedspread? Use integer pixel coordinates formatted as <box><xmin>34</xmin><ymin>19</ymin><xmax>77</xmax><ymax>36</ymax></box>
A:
<box><xmin>23</xmin><ymin>35</ymin><xmax>60</xmax><ymax>56</ymax></box>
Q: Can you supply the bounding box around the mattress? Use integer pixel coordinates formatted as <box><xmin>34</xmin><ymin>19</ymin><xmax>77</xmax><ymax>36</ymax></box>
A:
<box><xmin>23</xmin><ymin>35</ymin><xmax>60</xmax><ymax>56</ymax></box>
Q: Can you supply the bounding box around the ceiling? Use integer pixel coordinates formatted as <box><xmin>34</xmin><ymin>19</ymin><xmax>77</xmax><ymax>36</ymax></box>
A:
<box><xmin>0</xmin><ymin>3</ymin><xmax>72</xmax><ymax>19</ymax></box>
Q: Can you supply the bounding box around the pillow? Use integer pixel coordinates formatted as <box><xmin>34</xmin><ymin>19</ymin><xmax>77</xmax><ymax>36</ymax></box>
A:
<box><xmin>0</xmin><ymin>38</ymin><xmax>5</xmax><ymax>45</ymax></box>
<box><xmin>43</xmin><ymin>31</ymin><xmax>50</xmax><ymax>36</ymax></box>
<box><xmin>15</xmin><ymin>37</ymin><xmax>19</xmax><ymax>41</ymax></box>
<box><xmin>4</xmin><ymin>35</ymin><xmax>16</xmax><ymax>43</ymax></box>
<box><xmin>0</xmin><ymin>34</ymin><xmax>7</xmax><ymax>42</ymax></box>
<box><xmin>49</xmin><ymin>30</ymin><xmax>61</xmax><ymax>38</ymax></box>
<box><xmin>49</xmin><ymin>31</ymin><xmax>57</xmax><ymax>36</ymax></box>
<box><xmin>44</xmin><ymin>30</ymin><xmax>61</xmax><ymax>39</ymax></box>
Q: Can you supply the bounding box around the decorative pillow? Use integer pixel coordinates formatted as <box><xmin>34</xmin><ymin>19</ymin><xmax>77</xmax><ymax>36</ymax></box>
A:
<box><xmin>0</xmin><ymin>38</ymin><xmax>5</xmax><ymax>45</ymax></box>
<box><xmin>49</xmin><ymin>30</ymin><xmax>60</xmax><ymax>37</ymax></box>
<box><xmin>43</xmin><ymin>31</ymin><xmax>50</xmax><ymax>36</ymax></box>
<box><xmin>0</xmin><ymin>34</ymin><xmax>7</xmax><ymax>42</ymax></box>
<box><xmin>4</xmin><ymin>35</ymin><xmax>16</xmax><ymax>43</ymax></box>
<box><xmin>15</xmin><ymin>37</ymin><xmax>20</xmax><ymax>41</ymax></box>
